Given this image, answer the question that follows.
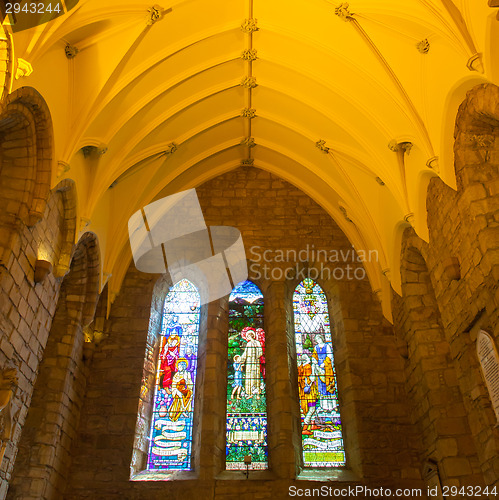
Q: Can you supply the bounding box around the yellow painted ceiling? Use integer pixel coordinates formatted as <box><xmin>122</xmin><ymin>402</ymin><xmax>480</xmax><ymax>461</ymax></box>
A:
<box><xmin>5</xmin><ymin>0</ymin><xmax>499</xmax><ymax>319</ymax></box>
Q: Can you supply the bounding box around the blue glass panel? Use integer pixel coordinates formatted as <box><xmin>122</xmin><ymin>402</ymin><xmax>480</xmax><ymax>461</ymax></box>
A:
<box><xmin>147</xmin><ymin>279</ymin><xmax>200</xmax><ymax>471</ymax></box>
<box><xmin>293</xmin><ymin>278</ymin><xmax>345</xmax><ymax>467</ymax></box>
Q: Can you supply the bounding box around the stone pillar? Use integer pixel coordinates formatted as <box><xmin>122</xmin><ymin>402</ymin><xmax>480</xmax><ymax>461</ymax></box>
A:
<box><xmin>265</xmin><ymin>280</ymin><xmax>298</xmax><ymax>479</ymax></box>
<box><xmin>196</xmin><ymin>297</ymin><xmax>228</xmax><ymax>479</ymax></box>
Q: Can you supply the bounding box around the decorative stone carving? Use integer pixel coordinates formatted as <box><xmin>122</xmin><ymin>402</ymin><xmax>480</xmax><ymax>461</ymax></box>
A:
<box><xmin>65</xmin><ymin>44</ymin><xmax>79</xmax><ymax>59</ymax></box>
<box><xmin>477</xmin><ymin>330</ymin><xmax>499</xmax><ymax>422</ymax></box>
<box><xmin>241</xmin><ymin>108</ymin><xmax>256</xmax><ymax>118</ymax></box>
<box><xmin>335</xmin><ymin>2</ymin><xmax>353</xmax><ymax>21</ymax></box>
<box><xmin>0</xmin><ymin>368</ymin><xmax>18</xmax><ymax>465</ymax></box>
<box><xmin>240</xmin><ymin>137</ymin><xmax>256</xmax><ymax>148</ymax></box>
<box><xmin>164</xmin><ymin>142</ymin><xmax>178</xmax><ymax>155</ymax></box>
<box><xmin>416</xmin><ymin>39</ymin><xmax>430</xmax><ymax>54</ymax></box>
<box><xmin>388</xmin><ymin>140</ymin><xmax>412</xmax><ymax>155</ymax></box>
<box><xmin>240</xmin><ymin>76</ymin><xmax>257</xmax><ymax>89</ymax></box>
<box><xmin>315</xmin><ymin>139</ymin><xmax>330</xmax><ymax>154</ymax></box>
<box><xmin>15</xmin><ymin>58</ymin><xmax>33</xmax><ymax>79</ymax></box>
<box><xmin>467</xmin><ymin>53</ymin><xmax>484</xmax><ymax>73</ymax></box>
<box><xmin>241</xmin><ymin>19</ymin><xmax>259</xmax><ymax>33</ymax></box>
<box><xmin>147</xmin><ymin>5</ymin><xmax>165</xmax><ymax>25</ymax></box>
<box><xmin>375</xmin><ymin>177</ymin><xmax>385</xmax><ymax>186</ymax></box>
<box><xmin>241</xmin><ymin>158</ymin><xmax>254</xmax><ymax>166</ymax></box>
<box><xmin>339</xmin><ymin>206</ymin><xmax>352</xmax><ymax>222</ymax></box>
<box><xmin>241</xmin><ymin>49</ymin><xmax>258</xmax><ymax>61</ymax></box>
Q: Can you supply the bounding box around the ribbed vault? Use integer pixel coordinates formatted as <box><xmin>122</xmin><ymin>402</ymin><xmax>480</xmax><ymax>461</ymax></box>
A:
<box><xmin>6</xmin><ymin>0</ymin><xmax>499</xmax><ymax>319</ymax></box>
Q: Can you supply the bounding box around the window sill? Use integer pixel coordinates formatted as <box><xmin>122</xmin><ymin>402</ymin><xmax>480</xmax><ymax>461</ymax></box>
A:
<box><xmin>215</xmin><ymin>470</ymin><xmax>277</xmax><ymax>481</ymax></box>
<box><xmin>297</xmin><ymin>468</ymin><xmax>360</xmax><ymax>482</ymax></box>
<box><xmin>130</xmin><ymin>470</ymin><xmax>198</xmax><ymax>481</ymax></box>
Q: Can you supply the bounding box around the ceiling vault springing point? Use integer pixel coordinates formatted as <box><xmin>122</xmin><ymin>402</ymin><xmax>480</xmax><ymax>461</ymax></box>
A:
<box><xmin>426</xmin><ymin>156</ymin><xmax>439</xmax><ymax>172</ymax></box>
<box><xmin>467</xmin><ymin>53</ymin><xmax>484</xmax><ymax>73</ymax></box>
<box><xmin>15</xmin><ymin>59</ymin><xmax>32</xmax><ymax>79</ymax></box>
<box><xmin>389</xmin><ymin>140</ymin><xmax>413</xmax><ymax>217</ymax></box>
<box><xmin>388</xmin><ymin>140</ymin><xmax>412</xmax><ymax>154</ymax></box>
<box><xmin>404</xmin><ymin>213</ymin><xmax>415</xmax><ymax>226</ymax></box>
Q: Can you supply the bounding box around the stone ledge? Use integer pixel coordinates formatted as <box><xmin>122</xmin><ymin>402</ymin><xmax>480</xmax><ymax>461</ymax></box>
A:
<box><xmin>297</xmin><ymin>468</ymin><xmax>360</xmax><ymax>482</ymax></box>
<box><xmin>130</xmin><ymin>469</ymin><xmax>198</xmax><ymax>481</ymax></box>
<box><xmin>215</xmin><ymin>469</ymin><xmax>277</xmax><ymax>481</ymax></box>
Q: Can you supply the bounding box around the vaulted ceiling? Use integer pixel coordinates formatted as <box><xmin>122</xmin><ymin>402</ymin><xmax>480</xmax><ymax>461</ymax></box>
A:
<box><xmin>6</xmin><ymin>0</ymin><xmax>499</xmax><ymax>319</ymax></box>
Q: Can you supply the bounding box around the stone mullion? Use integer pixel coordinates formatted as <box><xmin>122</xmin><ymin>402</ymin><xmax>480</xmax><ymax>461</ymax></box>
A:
<box><xmin>196</xmin><ymin>297</ymin><xmax>228</xmax><ymax>480</ymax></box>
<box><xmin>266</xmin><ymin>280</ymin><xmax>297</xmax><ymax>479</ymax></box>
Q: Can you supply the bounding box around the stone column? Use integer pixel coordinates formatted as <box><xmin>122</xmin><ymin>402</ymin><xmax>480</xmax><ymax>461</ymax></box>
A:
<box><xmin>265</xmin><ymin>280</ymin><xmax>298</xmax><ymax>479</ymax></box>
<box><xmin>196</xmin><ymin>297</ymin><xmax>228</xmax><ymax>479</ymax></box>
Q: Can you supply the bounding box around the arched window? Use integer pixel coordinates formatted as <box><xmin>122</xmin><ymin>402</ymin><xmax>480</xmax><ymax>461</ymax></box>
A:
<box><xmin>147</xmin><ymin>279</ymin><xmax>200</xmax><ymax>471</ymax></box>
<box><xmin>293</xmin><ymin>278</ymin><xmax>345</xmax><ymax>467</ymax></box>
<box><xmin>226</xmin><ymin>280</ymin><xmax>268</xmax><ymax>470</ymax></box>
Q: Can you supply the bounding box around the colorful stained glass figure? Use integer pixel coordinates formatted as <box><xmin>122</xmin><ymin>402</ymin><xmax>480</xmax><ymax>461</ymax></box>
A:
<box><xmin>226</xmin><ymin>280</ymin><xmax>268</xmax><ymax>470</ymax></box>
<box><xmin>293</xmin><ymin>278</ymin><xmax>345</xmax><ymax>467</ymax></box>
<box><xmin>147</xmin><ymin>279</ymin><xmax>200</xmax><ymax>471</ymax></box>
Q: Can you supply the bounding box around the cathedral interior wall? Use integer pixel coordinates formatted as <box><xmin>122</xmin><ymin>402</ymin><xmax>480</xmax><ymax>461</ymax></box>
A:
<box><xmin>0</xmin><ymin>84</ymin><xmax>498</xmax><ymax>499</ymax></box>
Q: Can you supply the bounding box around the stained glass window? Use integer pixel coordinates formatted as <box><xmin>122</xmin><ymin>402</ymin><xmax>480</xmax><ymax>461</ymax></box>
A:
<box><xmin>147</xmin><ymin>279</ymin><xmax>200</xmax><ymax>471</ymax></box>
<box><xmin>293</xmin><ymin>278</ymin><xmax>345</xmax><ymax>467</ymax></box>
<box><xmin>226</xmin><ymin>280</ymin><xmax>268</xmax><ymax>470</ymax></box>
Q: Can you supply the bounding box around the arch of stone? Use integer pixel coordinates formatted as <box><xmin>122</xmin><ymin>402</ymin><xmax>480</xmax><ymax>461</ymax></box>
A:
<box><xmin>0</xmin><ymin>84</ymin><xmax>498</xmax><ymax>499</ymax></box>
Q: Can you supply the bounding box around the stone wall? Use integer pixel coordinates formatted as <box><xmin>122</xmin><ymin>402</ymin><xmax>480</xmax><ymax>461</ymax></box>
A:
<box><xmin>1</xmin><ymin>83</ymin><xmax>498</xmax><ymax>499</ymax></box>
<box><xmin>393</xmin><ymin>234</ymin><xmax>484</xmax><ymax>489</ymax></box>
<box><xmin>0</xmin><ymin>87</ymin><xmax>100</xmax><ymax>500</ymax></box>
<box><xmin>64</xmin><ymin>168</ymin><xmax>424</xmax><ymax>499</ymax></box>
<box><xmin>7</xmin><ymin>233</ymin><xmax>100</xmax><ymax>499</ymax></box>
<box><xmin>0</xmin><ymin>189</ymin><xmax>62</xmax><ymax>498</ymax></box>
<box><xmin>392</xmin><ymin>84</ymin><xmax>499</xmax><ymax>490</ymax></box>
